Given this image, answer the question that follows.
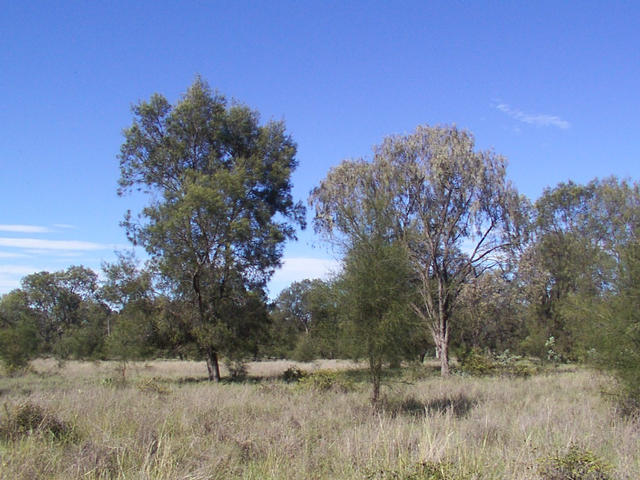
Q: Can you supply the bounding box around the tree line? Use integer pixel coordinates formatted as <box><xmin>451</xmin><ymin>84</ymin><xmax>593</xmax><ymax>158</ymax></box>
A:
<box><xmin>1</xmin><ymin>78</ymin><xmax>638</xmax><ymax>406</ymax></box>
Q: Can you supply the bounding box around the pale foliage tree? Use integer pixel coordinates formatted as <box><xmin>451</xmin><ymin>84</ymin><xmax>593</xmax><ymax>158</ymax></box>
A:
<box><xmin>312</xmin><ymin>125</ymin><xmax>525</xmax><ymax>375</ymax></box>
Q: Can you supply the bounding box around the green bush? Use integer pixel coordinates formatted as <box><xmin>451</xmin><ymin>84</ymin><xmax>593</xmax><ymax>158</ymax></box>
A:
<box><xmin>538</xmin><ymin>444</ymin><xmax>612</xmax><ymax>480</ymax></box>
<box><xmin>456</xmin><ymin>348</ymin><xmax>538</xmax><ymax>377</ymax></box>
<box><xmin>297</xmin><ymin>370</ymin><xmax>354</xmax><ymax>392</ymax></box>
<box><xmin>457</xmin><ymin>347</ymin><xmax>496</xmax><ymax>375</ymax></box>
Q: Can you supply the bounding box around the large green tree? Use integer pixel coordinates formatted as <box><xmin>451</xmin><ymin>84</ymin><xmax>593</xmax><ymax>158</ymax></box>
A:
<box><xmin>117</xmin><ymin>78</ymin><xmax>305</xmax><ymax>380</ymax></box>
<box><xmin>312</xmin><ymin>125</ymin><xmax>524</xmax><ymax>375</ymax></box>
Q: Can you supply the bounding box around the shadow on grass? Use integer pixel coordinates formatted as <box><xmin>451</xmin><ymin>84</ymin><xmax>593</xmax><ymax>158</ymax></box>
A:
<box><xmin>157</xmin><ymin>362</ymin><xmax>441</xmax><ymax>386</ymax></box>
<box><xmin>338</xmin><ymin>364</ymin><xmax>441</xmax><ymax>383</ymax></box>
<box><xmin>162</xmin><ymin>375</ymin><xmax>270</xmax><ymax>385</ymax></box>
<box><xmin>391</xmin><ymin>392</ymin><xmax>479</xmax><ymax>418</ymax></box>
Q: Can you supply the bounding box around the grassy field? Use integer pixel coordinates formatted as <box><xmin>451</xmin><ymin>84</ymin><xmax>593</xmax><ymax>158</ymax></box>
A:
<box><xmin>0</xmin><ymin>359</ymin><xmax>638</xmax><ymax>479</ymax></box>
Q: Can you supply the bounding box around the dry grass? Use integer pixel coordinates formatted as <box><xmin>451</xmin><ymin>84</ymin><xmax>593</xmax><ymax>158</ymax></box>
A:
<box><xmin>0</xmin><ymin>360</ymin><xmax>637</xmax><ymax>479</ymax></box>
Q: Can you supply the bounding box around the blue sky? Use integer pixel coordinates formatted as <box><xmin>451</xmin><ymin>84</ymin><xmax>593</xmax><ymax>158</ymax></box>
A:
<box><xmin>1</xmin><ymin>1</ymin><xmax>638</xmax><ymax>297</ymax></box>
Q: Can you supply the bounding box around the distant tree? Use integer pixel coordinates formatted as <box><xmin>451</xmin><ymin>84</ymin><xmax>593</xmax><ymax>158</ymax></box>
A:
<box><xmin>311</xmin><ymin>125</ymin><xmax>525</xmax><ymax>375</ymax></box>
<box><xmin>20</xmin><ymin>266</ymin><xmax>105</xmax><ymax>357</ymax></box>
<box><xmin>453</xmin><ymin>269</ymin><xmax>524</xmax><ymax>354</ymax></box>
<box><xmin>298</xmin><ymin>279</ymin><xmax>342</xmax><ymax>360</ymax></box>
<box><xmin>0</xmin><ymin>289</ymin><xmax>33</xmax><ymax>329</ymax></box>
<box><xmin>0</xmin><ymin>290</ymin><xmax>39</xmax><ymax>373</ymax></box>
<box><xmin>269</xmin><ymin>280</ymin><xmax>313</xmax><ymax>358</ymax></box>
<box><xmin>269</xmin><ymin>278</ymin><xmax>341</xmax><ymax>360</ymax></box>
<box><xmin>117</xmin><ymin>77</ymin><xmax>305</xmax><ymax>380</ymax></box>
<box><xmin>100</xmin><ymin>251</ymin><xmax>154</xmax><ymax>316</ymax></box>
<box><xmin>521</xmin><ymin>178</ymin><xmax>640</xmax><ymax>359</ymax></box>
<box><xmin>101</xmin><ymin>252</ymin><xmax>158</xmax><ymax>368</ymax></box>
<box><xmin>273</xmin><ymin>279</ymin><xmax>316</xmax><ymax>335</ymax></box>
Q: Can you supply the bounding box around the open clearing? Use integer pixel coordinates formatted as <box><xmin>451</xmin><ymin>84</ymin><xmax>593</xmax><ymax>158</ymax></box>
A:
<box><xmin>0</xmin><ymin>359</ymin><xmax>638</xmax><ymax>479</ymax></box>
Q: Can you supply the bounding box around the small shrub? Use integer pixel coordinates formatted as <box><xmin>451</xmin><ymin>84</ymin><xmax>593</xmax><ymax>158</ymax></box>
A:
<box><xmin>297</xmin><ymin>370</ymin><xmax>354</xmax><ymax>392</ymax></box>
<box><xmin>538</xmin><ymin>444</ymin><xmax>612</xmax><ymax>480</ymax></box>
<box><xmin>101</xmin><ymin>376</ymin><xmax>127</xmax><ymax>388</ymax></box>
<box><xmin>457</xmin><ymin>348</ymin><xmax>537</xmax><ymax>377</ymax></box>
<box><xmin>367</xmin><ymin>460</ymin><xmax>471</xmax><ymax>479</ymax></box>
<box><xmin>456</xmin><ymin>348</ymin><xmax>496</xmax><ymax>376</ymax></box>
<box><xmin>136</xmin><ymin>377</ymin><xmax>171</xmax><ymax>395</ymax></box>
<box><xmin>282</xmin><ymin>365</ymin><xmax>307</xmax><ymax>383</ymax></box>
<box><xmin>545</xmin><ymin>336</ymin><xmax>564</xmax><ymax>365</ymax></box>
<box><xmin>0</xmin><ymin>401</ymin><xmax>76</xmax><ymax>442</ymax></box>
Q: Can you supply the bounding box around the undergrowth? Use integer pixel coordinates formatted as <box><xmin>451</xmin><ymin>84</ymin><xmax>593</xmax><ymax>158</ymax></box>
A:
<box><xmin>0</xmin><ymin>401</ymin><xmax>76</xmax><ymax>442</ymax></box>
<box><xmin>537</xmin><ymin>444</ymin><xmax>613</xmax><ymax>480</ymax></box>
<box><xmin>366</xmin><ymin>460</ymin><xmax>472</xmax><ymax>479</ymax></box>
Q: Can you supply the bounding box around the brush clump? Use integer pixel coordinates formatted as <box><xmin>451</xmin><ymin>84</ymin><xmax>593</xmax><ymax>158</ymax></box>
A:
<box><xmin>0</xmin><ymin>401</ymin><xmax>76</xmax><ymax>442</ymax></box>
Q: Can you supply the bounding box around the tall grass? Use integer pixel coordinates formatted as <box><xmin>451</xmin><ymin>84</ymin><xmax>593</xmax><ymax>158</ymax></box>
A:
<box><xmin>0</xmin><ymin>360</ymin><xmax>637</xmax><ymax>479</ymax></box>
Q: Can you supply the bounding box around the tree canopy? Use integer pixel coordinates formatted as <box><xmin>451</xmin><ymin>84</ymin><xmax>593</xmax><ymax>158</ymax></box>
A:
<box><xmin>311</xmin><ymin>125</ymin><xmax>525</xmax><ymax>375</ymax></box>
<box><xmin>117</xmin><ymin>77</ymin><xmax>305</xmax><ymax>380</ymax></box>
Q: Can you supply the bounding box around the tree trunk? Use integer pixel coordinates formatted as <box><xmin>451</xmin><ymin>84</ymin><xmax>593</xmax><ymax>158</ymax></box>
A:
<box><xmin>371</xmin><ymin>371</ymin><xmax>381</xmax><ymax>406</ymax></box>
<box><xmin>433</xmin><ymin>323</ymin><xmax>450</xmax><ymax>376</ymax></box>
<box><xmin>206</xmin><ymin>348</ymin><xmax>221</xmax><ymax>382</ymax></box>
<box><xmin>439</xmin><ymin>337</ymin><xmax>449</xmax><ymax>376</ymax></box>
<box><xmin>370</xmin><ymin>357</ymin><xmax>382</xmax><ymax>406</ymax></box>
<box><xmin>437</xmin><ymin>281</ymin><xmax>450</xmax><ymax>376</ymax></box>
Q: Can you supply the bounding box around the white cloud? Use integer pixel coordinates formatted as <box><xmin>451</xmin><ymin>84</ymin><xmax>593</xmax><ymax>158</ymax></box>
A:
<box><xmin>0</xmin><ymin>224</ymin><xmax>50</xmax><ymax>233</ymax></box>
<box><xmin>495</xmin><ymin>103</ymin><xmax>570</xmax><ymax>129</ymax></box>
<box><xmin>53</xmin><ymin>224</ymin><xmax>77</xmax><ymax>230</ymax></box>
<box><xmin>0</xmin><ymin>237</ymin><xmax>111</xmax><ymax>251</ymax></box>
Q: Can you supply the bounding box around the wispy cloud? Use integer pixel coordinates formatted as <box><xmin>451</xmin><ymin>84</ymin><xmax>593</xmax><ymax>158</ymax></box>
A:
<box><xmin>53</xmin><ymin>224</ymin><xmax>77</xmax><ymax>230</ymax></box>
<box><xmin>23</xmin><ymin>250</ymin><xmax>85</xmax><ymax>257</ymax></box>
<box><xmin>0</xmin><ymin>265</ymin><xmax>44</xmax><ymax>293</ymax></box>
<box><xmin>0</xmin><ymin>237</ymin><xmax>111</xmax><ymax>251</ymax></box>
<box><xmin>0</xmin><ymin>265</ymin><xmax>41</xmax><ymax>276</ymax></box>
<box><xmin>0</xmin><ymin>251</ymin><xmax>29</xmax><ymax>258</ymax></box>
<box><xmin>0</xmin><ymin>224</ymin><xmax>51</xmax><ymax>233</ymax></box>
<box><xmin>0</xmin><ymin>278</ymin><xmax>21</xmax><ymax>291</ymax></box>
<box><xmin>495</xmin><ymin>103</ymin><xmax>570</xmax><ymax>129</ymax></box>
